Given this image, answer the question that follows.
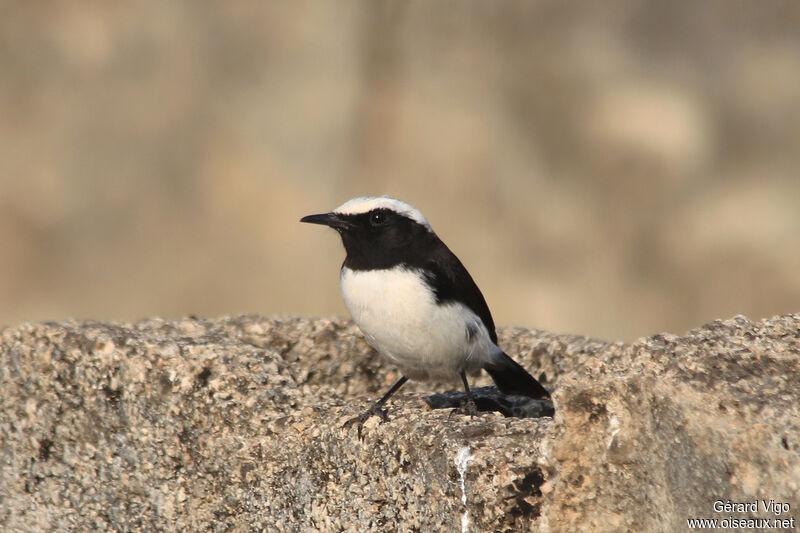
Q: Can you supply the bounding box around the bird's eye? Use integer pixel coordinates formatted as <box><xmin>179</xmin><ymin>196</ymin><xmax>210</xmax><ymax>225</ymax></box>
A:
<box><xmin>370</xmin><ymin>211</ymin><xmax>387</xmax><ymax>225</ymax></box>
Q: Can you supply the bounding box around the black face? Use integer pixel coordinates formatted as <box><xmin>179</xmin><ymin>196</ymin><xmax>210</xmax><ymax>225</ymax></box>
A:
<box><xmin>300</xmin><ymin>208</ymin><xmax>434</xmax><ymax>270</ymax></box>
<box><xmin>300</xmin><ymin>203</ymin><xmax>498</xmax><ymax>341</ymax></box>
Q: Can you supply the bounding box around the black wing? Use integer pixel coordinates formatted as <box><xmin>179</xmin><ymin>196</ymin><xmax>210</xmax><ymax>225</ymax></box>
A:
<box><xmin>416</xmin><ymin>236</ymin><xmax>551</xmax><ymax>400</ymax></box>
<box><xmin>417</xmin><ymin>239</ymin><xmax>498</xmax><ymax>344</ymax></box>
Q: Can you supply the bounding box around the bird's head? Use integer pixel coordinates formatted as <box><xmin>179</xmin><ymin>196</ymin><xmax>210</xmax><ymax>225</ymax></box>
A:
<box><xmin>300</xmin><ymin>196</ymin><xmax>434</xmax><ymax>268</ymax></box>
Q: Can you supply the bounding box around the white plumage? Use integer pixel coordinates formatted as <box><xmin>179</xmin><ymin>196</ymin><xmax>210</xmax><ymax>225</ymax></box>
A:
<box><xmin>300</xmin><ymin>195</ymin><xmax>551</xmax><ymax>433</ymax></box>
<box><xmin>334</xmin><ymin>196</ymin><xmax>432</xmax><ymax>231</ymax></box>
<box><xmin>340</xmin><ymin>265</ymin><xmax>499</xmax><ymax>381</ymax></box>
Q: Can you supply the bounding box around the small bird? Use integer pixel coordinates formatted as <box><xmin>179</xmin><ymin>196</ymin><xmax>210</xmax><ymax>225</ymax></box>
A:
<box><xmin>301</xmin><ymin>196</ymin><xmax>550</xmax><ymax>435</ymax></box>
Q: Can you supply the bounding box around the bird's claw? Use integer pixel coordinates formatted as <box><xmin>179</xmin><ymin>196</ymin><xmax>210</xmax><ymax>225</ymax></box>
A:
<box><xmin>449</xmin><ymin>396</ymin><xmax>478</xmax><ymax>418</ymax></box>
<box><xmin>343</xmin><ymin>406</ymin><xmax>390</xmax><ymax>439</ymax></box>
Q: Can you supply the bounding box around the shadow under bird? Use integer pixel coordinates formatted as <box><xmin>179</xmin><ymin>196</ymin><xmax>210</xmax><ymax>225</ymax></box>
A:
<box><xmin>300</xmin><ymin>196</ymin><xmax>550</xmax><ymax>436</ymax></box>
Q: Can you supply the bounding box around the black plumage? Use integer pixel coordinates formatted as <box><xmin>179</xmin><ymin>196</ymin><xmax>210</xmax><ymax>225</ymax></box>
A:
<box><xmin>301</xmin><ymin>199</ymin><xmax>551</xmax><ymax>436</ymax></box>
<box><xmin>334</xmin><ymin>208</ymin><xmax>499</xmax><ymax>343</ymax></box>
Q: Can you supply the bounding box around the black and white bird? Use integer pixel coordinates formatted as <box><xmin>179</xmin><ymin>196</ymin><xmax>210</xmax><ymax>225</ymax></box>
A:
<box><xmin>300</xmin><ymin>196</ymin><xmax>550</xmax><ymax>434</ymax></box>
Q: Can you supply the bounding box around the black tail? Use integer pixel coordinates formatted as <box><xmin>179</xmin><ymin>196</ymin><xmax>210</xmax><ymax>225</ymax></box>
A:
<box><xmin>483</xmin><ymin>352</ymin><xmax>550</xmax><ymax>400</ymax></box>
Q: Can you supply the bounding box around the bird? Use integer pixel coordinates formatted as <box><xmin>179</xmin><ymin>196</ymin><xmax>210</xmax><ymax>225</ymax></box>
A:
<box><xmin>300</xmin><ymin>196</ymin><xmax>550</xmax><ymax>436</ymax></box>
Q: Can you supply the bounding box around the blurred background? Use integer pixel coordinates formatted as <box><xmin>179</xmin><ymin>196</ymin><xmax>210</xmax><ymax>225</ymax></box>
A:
<box><xmin>1</xmin><ymin>1</ymin><xmax>799</xmax><ymax>341</ymax></box>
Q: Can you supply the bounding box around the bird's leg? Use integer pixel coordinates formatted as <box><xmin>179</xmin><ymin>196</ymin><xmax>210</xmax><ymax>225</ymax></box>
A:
<box><xmin>344</xmin><ymin>375</ymin><xmax>408</xmax><ymax>439</ymax></box>
<box><xmin>456</xmin><ymin>370</ymin><xmax>479</xmax><ymax>417</ymax></box>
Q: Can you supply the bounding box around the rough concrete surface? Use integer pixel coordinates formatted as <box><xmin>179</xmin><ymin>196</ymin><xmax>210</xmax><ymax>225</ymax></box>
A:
<box><xmin>1</xmin><ymin>314</ymin><xmax>798</xmax><ymax>531</ymax></box>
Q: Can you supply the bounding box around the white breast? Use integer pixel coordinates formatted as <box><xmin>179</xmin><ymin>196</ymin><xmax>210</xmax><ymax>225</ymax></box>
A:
<box><xmin>339</xmin><ymin>266</ymin><xmax>498</xmax><ymax>381</ymax></box>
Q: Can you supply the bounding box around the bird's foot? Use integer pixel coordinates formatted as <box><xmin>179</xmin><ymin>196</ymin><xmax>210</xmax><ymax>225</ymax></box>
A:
<box><xmin>343</xmin><ymin>404</ymin><xmax>390</xmax><ymax>440</ymax></box>
<box><xmin>450</xmin><ymin>396</ymin><xmax>478</xmax><ymax>418</ymax></box>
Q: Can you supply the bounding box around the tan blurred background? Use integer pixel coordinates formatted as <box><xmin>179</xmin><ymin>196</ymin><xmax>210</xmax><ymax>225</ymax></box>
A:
<box><xmin>1</xmin><ymin>1</ymin><xmax>799</xmax><ymax>341</ymax></box>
